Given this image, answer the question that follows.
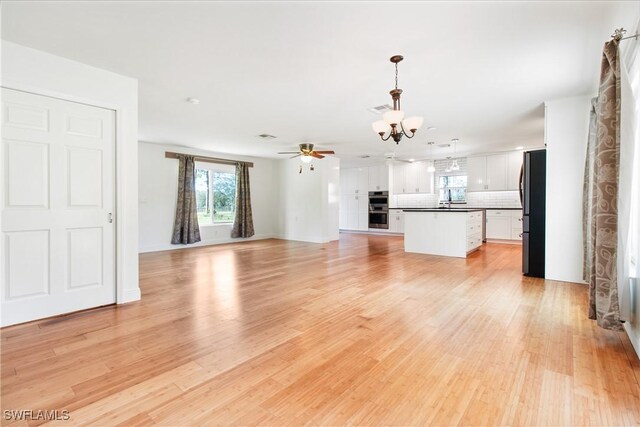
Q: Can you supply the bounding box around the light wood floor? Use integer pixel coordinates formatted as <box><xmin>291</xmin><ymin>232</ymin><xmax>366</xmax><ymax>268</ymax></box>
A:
<box><xmin>2</xmin><ymin>234</ymin><xmax>639</xmax><ymax>426</ymax></box>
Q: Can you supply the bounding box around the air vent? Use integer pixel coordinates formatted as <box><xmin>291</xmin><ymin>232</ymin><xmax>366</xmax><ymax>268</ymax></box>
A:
<box><xmin>367</xmin><ymin>104</ymin><xmax>392</xmax><ymax>115</ymax></box>
<box><xmin>437</xmin><ymin>143</ymin><xmax>451</xmax><ymax>148</ymax></box>
<box><xmin>257</xmin><ymin>133</ymin><xmax>276</xmax><ymax>139</ymax></box>
<box><xmin>360</xmin><ymin>155</ymin><xmax>371</xmax><ymax>159</ymax></box>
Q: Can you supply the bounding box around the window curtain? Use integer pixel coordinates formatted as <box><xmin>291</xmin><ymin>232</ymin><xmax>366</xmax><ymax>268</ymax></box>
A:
<box><xmin>171</xmin><ymin>155</ymin><xmax>201</xmax><ymax>245</ymax></box>
<box><xmin>583</xmin><ymin>37</ymin><xmax>635</xmax><ymax>331</ymax></box>
<box><xmin>231</xmin><ymin>162</ymin><xmax>255</xmax><ymax>238</ymax></box>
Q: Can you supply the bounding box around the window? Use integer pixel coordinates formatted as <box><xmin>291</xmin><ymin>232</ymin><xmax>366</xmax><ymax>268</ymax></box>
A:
<box><xmin>438</xmin><ymin>175</ymin><xmax>467</xmax><ymax>202</ymax></box>
<box><xmin>195</xmin><ymin>169</ymin><xmax>236</xmax><ymax>224</ymax></box>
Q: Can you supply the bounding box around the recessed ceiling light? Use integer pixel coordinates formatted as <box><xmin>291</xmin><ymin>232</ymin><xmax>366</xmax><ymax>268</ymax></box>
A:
<box><xmin>408</xmin><ymin>158</ymin><xmax>415</xmax><ymax>162</ymax></box>
<box><xmin>186</xmin><ymin>97</ymin><xmax>200</xmax><ymax>105</ymax></box>
<box><xmin>515</xmin><ymin>146</ymin><xmax>524</xmax><ymax>150</ymax></box>
<box><xmin>426</xmin><ymin>126</ymin><xmax>436</xmax><ymax>131</ymax></box>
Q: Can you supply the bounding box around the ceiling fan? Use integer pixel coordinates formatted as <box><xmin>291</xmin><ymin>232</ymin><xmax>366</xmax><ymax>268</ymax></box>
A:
<box><xmin>278</xmin><ymin>143</ymin><xmax>335</xmax><ymax>162</ymax></box>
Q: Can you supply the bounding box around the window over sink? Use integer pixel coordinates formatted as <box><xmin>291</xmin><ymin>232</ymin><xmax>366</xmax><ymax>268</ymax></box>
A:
<box><xmin>195</xmin><ymin>168</ymin><xmax>236</xmax><ymax>224</ymax></box>
<box><xmin>438</xmin><ymin>175</ymin><xmax>467</xmax><ymax>203</ymax></box>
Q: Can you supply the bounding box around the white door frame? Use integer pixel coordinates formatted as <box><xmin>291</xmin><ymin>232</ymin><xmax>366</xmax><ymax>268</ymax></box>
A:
<box><xmin>1</xmin><ymin>80</ymin><xmax>129</xmax><ymax>307</ymax></box>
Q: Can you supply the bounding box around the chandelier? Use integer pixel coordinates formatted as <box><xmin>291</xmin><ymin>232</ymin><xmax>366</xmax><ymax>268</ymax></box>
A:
<box><xmin>372</xmin><ymin>55</ymin><xmax>424</xmax><ymax>144</ymax></box>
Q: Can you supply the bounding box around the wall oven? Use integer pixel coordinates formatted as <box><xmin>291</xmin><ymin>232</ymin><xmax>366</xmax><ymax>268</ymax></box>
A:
<box><xmin>368</xmin><ymin>191</ymin><xmax>389</xmax><ymax>229</ymax></box>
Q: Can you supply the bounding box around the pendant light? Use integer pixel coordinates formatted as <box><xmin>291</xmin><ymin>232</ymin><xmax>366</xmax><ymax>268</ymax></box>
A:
<box><xmin>427</xmin><ymin>142</ymin><xmax>436</xmax><ymax>173</ymax></box>
<box><xmin>371</xmin><ymin>55</ymin><xmax>424</xmax><ymax>144</ymax></box>
<box><xmin>449</xmin><ymin>138</ymin><xmax>460</xmax><ymax>171</ymax></box>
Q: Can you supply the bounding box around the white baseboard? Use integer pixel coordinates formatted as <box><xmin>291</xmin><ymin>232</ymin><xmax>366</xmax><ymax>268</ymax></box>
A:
<box><xmin>274</xmin><ymin>234</ymin><xmax>334</xmax><ymax>244</ymax></box>
<box><xmin>138</xmin><ymin>233</ymin><xmax>277</xmax><ymax>253</ymax></box>
<box><xmin>623</xmin><ymin>322</ymin><xmax>640</xmax><ymax>360</ymax></box>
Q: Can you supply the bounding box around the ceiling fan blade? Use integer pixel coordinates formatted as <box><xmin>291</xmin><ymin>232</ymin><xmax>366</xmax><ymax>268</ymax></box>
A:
<box><xmin>278</xmin><ymin>151</ymin><xmax>301</xmax><ymax>154</ymax></box>
<box><xmin>314</xmin><ymin>150</ymin><xmax>335</xmax><ymax>154</ymax></box>
<box><xmin>310</xmin><ymin>152</ymin><xmax>325</xmax><ymax>159</ymax></box>
<box><xmin>289</xmin><ymin>154</ymin><xmax>302</xmax><ymax>159</ymax></box>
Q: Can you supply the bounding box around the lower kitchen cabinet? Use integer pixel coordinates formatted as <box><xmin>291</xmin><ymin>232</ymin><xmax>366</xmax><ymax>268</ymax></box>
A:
<box><xmin>389</xmin><ymin>210</ymin><xmax>404</xmax><ymax>233</ymax></box>
<box><xmin>486</xmin><ymin>209</ymin><xmax>523</xmax><ymax>242</ymax></box>
<box><xmin>339</xmin><ymin>194</ymin><xmax>368</xmax><ymax>231</ymax></box>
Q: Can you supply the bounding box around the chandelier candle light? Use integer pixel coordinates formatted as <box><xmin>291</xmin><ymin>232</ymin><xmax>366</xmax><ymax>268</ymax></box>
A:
<box><xmin>372</xmin><ymin>55</ymin><xmax>424</xmax><ymax>144</ymax></box>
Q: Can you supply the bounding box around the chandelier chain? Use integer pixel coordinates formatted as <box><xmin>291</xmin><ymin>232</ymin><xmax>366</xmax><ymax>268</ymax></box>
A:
<box><xmin>395</xmin><ymin>62</ymin><xmax>398</xmax><ymax>90</ymax></box>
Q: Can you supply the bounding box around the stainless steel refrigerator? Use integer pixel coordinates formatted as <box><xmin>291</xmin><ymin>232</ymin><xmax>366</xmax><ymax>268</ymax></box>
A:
<box><xmin>520</xmin><ymin>149</ymin><xmax>546</xmax><ymax>278</ymax></box>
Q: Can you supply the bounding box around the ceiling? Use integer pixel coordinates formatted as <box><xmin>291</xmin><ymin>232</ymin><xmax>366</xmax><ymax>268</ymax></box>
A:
<box><xmin>3</xmin><ymin>1</ymin><xmax>638</xmax><ymax>166</ymax></box>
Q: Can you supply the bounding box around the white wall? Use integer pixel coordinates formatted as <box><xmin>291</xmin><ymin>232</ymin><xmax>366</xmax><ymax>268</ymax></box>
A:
<box><xmin>276</xmin><ymin>157</ymin><xmax>340</xmax><ymax>243</ymax></box>
<box><xmin>544</xmin><ymin>96</ymin><xmax>592</xmax><ymax>283</ymax></box>
<box><xmin>1</xmin><ymin>41</ymin><xmax>140</xmax><ymax>303</ymax></box>
<box><xmin>138</xmin><ymin>142</ymin><xmax>279</xmax><ymax>252</ymax></box>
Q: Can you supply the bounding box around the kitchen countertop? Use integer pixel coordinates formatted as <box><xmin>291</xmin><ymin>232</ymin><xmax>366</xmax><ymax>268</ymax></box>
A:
<box><xmin>402</xmin><ymin>208</ymin><xmax>484</xmax><ymax>213</ymax></box>
<box><xmin>390</xmin><ymin>207</ymin><xmax>521</xmax><ymax>211</ymax></box>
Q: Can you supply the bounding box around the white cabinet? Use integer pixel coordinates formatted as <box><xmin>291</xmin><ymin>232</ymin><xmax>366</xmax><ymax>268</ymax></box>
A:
<box><xmin>368</xmin><ymin>164</ymin><xmax>389</xmax><ymax>191</ymax></box>
<box><xmin>392</xmin><ymin>162</ymin><xmax>433</xmax><ymax>194</ymax></box>
<box><xmin>486</xmin><ymin>209</ymin><xmax>520</xmax><ymax>241</ymax></box>
<box><xmin>341</xmin><ymin>193</ymin><xmax>368</xmax><ymax>231</ymax></box>
<box><xmin>467</xmin><ymin>154</ymin><xmax>512</xmax><ymax>192</ymax></box>
<box><xmin>416</xmin><ymin>161</ymin><xmax>434</xmax><ymax>194</ymax></box>
<box><xmin>507</xmin><ymin>151</ymin><xmax>523</xmax><ymax>190</ymax></box>
<box><xmin>510</xmin><ymin>209</ymin><xmax>523</xmax><ymax>240</ymax></box>
<box><xmin>392</xmin><ymin>163</ymin><xmax>406</xmax><ymax>194</ymax></box>
<box><xmin>467</xmin><ymin>156</ymin><xmax>487</xmax><ymax>192</ymax></box>
<box><xmin>340</xmin><ymin>167</ymin><xmax>370</xmax><ymax>231</ymax></box>
<box><xmin>389</xmin><ymin>210</ymin><xmax>405</xmax><ymax>233</ymax></box>
<box><xmin>486</xmin><ymin>154</ymin><xmax>507</xmax><ymax>191</ymax></box>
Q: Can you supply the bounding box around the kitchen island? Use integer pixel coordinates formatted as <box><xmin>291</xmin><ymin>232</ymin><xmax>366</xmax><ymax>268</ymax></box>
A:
<box><xmin>404</xmin><ymin>209</ymin><xmax>484</xmax><ymax>258</ymax></box>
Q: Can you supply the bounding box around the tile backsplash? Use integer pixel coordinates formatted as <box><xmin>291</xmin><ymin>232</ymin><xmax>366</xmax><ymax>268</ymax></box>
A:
<box><xmin>467</xmin><ymin>191</ymin><xmax>521</xmax><ymax>208</ymax></box>
<box><xmin>392</xmin><ymin>193</ymin><xmax>438</xmax><ymax>208</ymax></box>
<box><xmin>393</xmin><ymin>191</ymin><xmax>521</xmax><ymax>209</ymax></box>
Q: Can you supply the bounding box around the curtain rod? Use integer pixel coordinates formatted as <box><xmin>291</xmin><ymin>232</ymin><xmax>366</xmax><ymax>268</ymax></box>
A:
<box><xmin>612</xmin><ymin>28</ymin><xmax>639</xmax><ymax>41</ymax></box>
<box><xmin>165</xmin><ymin>151</ymin><xmax>254</xmax><ymax>168</ymax></box>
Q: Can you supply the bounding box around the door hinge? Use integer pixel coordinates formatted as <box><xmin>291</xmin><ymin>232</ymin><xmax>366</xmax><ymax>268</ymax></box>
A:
<box><xmin>108</xmin><ymin>213</ymin><xmax>113</xmax><ymax>223</ymax></box>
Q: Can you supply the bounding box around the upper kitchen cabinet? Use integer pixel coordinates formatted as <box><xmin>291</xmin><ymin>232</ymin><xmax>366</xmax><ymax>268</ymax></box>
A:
<box><xmin>506</xmin><ymin>151</ymin><xmax>523</xmax><ymax>190</ymax></box>
<box><xmin>467</xmin><ymin>153</ymin><xmax>520</xmax><ymax>191</ymax></box>
<box><xmin>467</xmin><ymin>156</ymin><xmax>487</xmax><ymax>192</ymax></box>
<box><xmin>341</xmin><ymin>167</ymin><xmax>369</xmax><ymax>195</ymax></box>
<box><xmin>485</xmin><ymin>154</ymin><xmax>507</xmax><ymax>191</ymax></box>
<box><xmin>368</xmin><ymin>164</ymin><xmax>389</xmax><ymax>191</ymax></box>
<box><xmin>391</xmin><ymin>162</ymin><xmax>434</xmax><ymax>194</ymax></box>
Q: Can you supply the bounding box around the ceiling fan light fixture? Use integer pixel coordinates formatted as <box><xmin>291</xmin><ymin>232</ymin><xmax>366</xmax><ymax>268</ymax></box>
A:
<box><xmin>300</xmin><ymin>155</ymin><xmax>313</xmax><ymax>163</ymax></box>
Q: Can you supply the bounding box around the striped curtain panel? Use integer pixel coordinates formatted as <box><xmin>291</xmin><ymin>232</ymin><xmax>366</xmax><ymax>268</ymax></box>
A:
<box><xmin>231</xmin><ymin>163</ymin><xmax>255</xmax><ymax>238</ymax></box>
<box><xmin>171</xmin><ymin>155</ymin><xmax>201</xmax><ymax>245</ymax></box>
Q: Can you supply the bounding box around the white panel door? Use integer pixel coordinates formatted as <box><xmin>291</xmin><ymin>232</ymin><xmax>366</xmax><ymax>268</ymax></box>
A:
<box><xmin>467</xmin><ymin>156</ymin><xmax>487</xmax><ymax>191</ymax></box>
<box><xmin>1</xmin><ymin>88</ymin><xmax>116</xmax><ymax>326</ymax></box>
<box><xmin>486</xmin><ymin>154</ymin><xmax>508</xmax><ymax>191</ymax></box>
